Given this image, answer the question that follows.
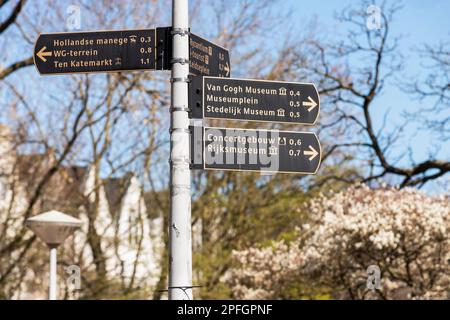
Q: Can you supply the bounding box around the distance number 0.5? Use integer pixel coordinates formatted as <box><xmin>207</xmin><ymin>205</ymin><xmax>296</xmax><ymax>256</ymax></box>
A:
<box><xmin>289</xmin><ymin>100</ymin><xmax>302</xmax><ymax>108</ymax></box>
<box><xmin>289</xmin><ymin>111</ymin><xmax>301</xmax><ymax>118</ymax></box>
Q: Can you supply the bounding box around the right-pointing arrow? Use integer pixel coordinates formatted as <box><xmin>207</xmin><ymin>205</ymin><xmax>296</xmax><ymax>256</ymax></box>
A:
<box><xmin>37</xmin><ymin>46</ymin><xmax>52</xmax><ymax>62</ymax></box>
<box><xmin>304</xmin><ymin>145</ymin><xmax>319</xmax><ymax>161</ymax></box>
<box><xmin>224</xmin><ymin>62</ymin><xmax>230</xmax><ymax>77</ymax></box>
<box><xmin>302</xmin><ymin>96</ymin><xmax>318</xmax><ymax>112</ymax></box>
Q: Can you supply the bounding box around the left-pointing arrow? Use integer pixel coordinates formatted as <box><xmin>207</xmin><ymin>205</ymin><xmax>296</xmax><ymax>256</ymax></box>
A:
<box><xmin>303</xmin><ymin>145</ymin><xmax>319</xmax><ymax>161</ymax></box>
<box><xmin>37</xmin><ymin>46</ymin><xmax>52</xmax><ymax>62</ymax></box>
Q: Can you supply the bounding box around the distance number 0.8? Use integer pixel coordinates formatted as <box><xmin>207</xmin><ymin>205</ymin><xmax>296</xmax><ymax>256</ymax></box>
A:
<box><xmin>140</xmin><ymin>47</ymin><xmax>152</xmax><ymax>54</ymax></box>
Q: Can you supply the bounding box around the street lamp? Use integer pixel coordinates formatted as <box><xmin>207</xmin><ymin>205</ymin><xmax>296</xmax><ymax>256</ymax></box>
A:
<box><xmin>26</xmin><ymin>210</ymin><xmax>83</xmax><ymax>300</ymax></box>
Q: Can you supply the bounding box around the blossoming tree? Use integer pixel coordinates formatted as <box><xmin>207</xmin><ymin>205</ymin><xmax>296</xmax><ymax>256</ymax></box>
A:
<box><xmin>225</xmin><ymin>185</ymin><xmax>450</xmax><ymax>299</ymax></box>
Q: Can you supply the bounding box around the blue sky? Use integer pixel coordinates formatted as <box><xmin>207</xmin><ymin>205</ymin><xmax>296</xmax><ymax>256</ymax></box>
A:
<box><xmin>283</xmin><ymin>0</ymin><xmax>450</xmax><ymax>191</ymax></box>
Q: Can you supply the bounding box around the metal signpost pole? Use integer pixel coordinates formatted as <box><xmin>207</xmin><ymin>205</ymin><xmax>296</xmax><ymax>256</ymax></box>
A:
<box><xmin>169</xmin><ymin>0</ymin><xmax>193</xmax><ymax>300</ymax></box>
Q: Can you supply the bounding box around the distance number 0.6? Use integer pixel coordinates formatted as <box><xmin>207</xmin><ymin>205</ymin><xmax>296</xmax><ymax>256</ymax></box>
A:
<box><xmin>278</xmin><ymin>137</ymin><xmax>302</xmax><ymax>146</ymax></box>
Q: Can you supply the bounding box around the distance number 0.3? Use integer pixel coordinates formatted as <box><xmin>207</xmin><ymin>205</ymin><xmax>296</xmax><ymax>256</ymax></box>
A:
<box><xmin>140</xmin><ymin>36</ymin><xmax>152</xmax><ymax>43</ymax></box>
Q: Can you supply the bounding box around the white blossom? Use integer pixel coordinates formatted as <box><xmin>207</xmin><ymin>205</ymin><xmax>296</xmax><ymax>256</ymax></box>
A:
<box><xmin>225</xmin><ymin>184</ymin><xmax>450</xmax><ymax>299</ymax></box>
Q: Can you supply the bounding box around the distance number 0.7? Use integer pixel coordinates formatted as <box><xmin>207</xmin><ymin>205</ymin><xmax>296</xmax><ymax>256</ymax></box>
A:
<box><xmin>288</xmin><ymin>149</ymin><xmax>302</xmax><ymax>157</ymax></box>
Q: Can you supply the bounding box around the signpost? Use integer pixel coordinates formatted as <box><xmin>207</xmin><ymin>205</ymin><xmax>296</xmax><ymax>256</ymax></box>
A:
<box><xmin>32</xmin><ymin>0</ymin><xmax>322</xmax><ymax>301</ymax></box>
<box><xmin>190</xmin><ymin>76</ymin><xmax>319</xmax><ymax>124</ymax></box>
<box><xmin>34</xmin><ymin>29</ymin><xmax>165</xmax><ymax>74</ymax></box>
<box><xmin>168</xmin><ymin>0</ymin><xmax>192</xmax><ymax>300</ymax></box>
<box><xmin>189</xmin><ymin>34</ymin><xmax>230</xmax><ymax>77</ymax></box>
<box><xmin>191</xmin><ymin>126</ymin><xmax>321</xmax><ymax>174</ymax></box>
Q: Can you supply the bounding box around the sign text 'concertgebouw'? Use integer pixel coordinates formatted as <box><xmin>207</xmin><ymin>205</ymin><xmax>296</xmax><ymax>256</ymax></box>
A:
<box><xmin>191</xmin><ymin>126</ymin><xmax>321</xmax><ymax>174</ymax></box>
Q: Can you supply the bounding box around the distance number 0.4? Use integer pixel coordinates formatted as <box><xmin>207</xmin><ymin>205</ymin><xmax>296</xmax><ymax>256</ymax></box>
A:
<box><xmin>289</xmin><ymin>90</ymin><xmax>301</xmax><ymax>97</ymax></box>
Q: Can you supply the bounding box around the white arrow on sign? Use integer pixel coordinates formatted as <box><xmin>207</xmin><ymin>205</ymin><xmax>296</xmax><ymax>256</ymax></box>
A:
<box><xmin>37</xmin><ymin>46</ymin><xmax>52</xmax><ymax>62</ymax></box>
<box><xmin>302</xmin><ymin>96</ymin><xmax>318</xmax><ymax>112</ymax></box>
<box><xmin>224</xmin><ymin>62</ymin><xmax>230</xmax><ymax>77</ymax></box>
<box><xmin>303</xmin><ymin>145</ymin><xmax>319</xmax><ymax>161</ymax></box>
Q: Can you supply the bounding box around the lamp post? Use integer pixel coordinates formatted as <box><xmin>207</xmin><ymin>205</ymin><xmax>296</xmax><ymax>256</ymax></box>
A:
<box><xmin>26</xmin><ymin>210</ymin><xmax>83</xmax><ymax>300</ymax></box>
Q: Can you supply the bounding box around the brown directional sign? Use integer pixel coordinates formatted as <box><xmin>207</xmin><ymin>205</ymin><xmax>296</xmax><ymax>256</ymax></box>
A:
<box><xmin>191</xmin><ymin>126</ymin><xmax>321</xmax><ymax>174</ymax></box>
<box><xmin>34</xmin><ymin>27</ymin><xmax>231</xmax><ymax>77</ymax></box>
<box><xmin>190</xmin><ymin>77</ymin><xmax>320</xmax><ymax>125</ymax></box>
<box><xmin>189</xmin><ymin>34</ymin><xmax>230</xmax><ymax>77</ymax></box>
<box><xmin>34</xmin><ymin>29</ymin><xmax>167</xmax><ymax>75</ymax></box>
